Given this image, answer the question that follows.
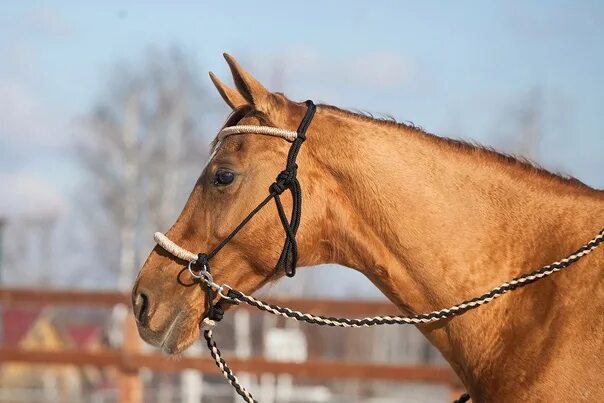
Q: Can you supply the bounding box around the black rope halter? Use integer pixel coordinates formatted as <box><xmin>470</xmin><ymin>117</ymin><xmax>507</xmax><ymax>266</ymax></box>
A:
<box><xmin>187</xmin><ymin>100</ymin><xmax>316</xmax><ymax>403</ymax></box>
<box><xmin>190</xmin><ymin>100</ymin><xmax>316</xmax><ymax>280</ymax></box>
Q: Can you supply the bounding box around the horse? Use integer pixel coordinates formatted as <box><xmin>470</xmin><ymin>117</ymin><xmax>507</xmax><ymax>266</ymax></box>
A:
<box><xmin>132</xmin><ymin>53</ymin><xmax>604</xmax><ymax>402</ymax></box>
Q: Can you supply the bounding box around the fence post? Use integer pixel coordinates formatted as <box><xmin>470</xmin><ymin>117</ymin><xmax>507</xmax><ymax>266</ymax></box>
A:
<box><xmin>120</xmin><ymin>311</ymin><xmax>143</xmax><ymax>403</ymax></box>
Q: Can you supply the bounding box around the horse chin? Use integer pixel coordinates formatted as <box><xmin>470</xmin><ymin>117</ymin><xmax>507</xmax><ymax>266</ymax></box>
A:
<box><xmin>160</xmin><ymin>324</ymin><xmax>199</xmax><ymax>355</ymax></box>
<box><xmin>155</xmin><ymin>310</ymin><xmax>200</xmax><ymax>355</ymax></box>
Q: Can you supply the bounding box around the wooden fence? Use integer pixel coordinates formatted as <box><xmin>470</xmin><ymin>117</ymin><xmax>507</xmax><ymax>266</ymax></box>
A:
<box><xmin>0</xmin><ymin>288</ymin><xmax>464</xmax><ymax>402</ymax></box>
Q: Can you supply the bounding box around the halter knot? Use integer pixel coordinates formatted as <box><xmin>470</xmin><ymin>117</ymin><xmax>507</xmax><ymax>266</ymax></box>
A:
<box><xmin>270</xmin><ymin>167</ymin><xmax>298</xmax><ymax>195</ymax></box>
<box><xmin>208</xmin><ymin>303</ymin><xmax>225</xmax><ymax>322</ymax></box>
<box><xmin>192</xmin><ymin>253</ymin><xmax>210</xmax><ymax>273</ymax></box>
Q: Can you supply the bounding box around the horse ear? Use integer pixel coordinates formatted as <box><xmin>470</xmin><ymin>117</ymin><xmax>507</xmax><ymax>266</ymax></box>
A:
<box><xmin>209</xmin><ymin>72</ymin><xmax>247</xmax><ymax>110</ymax></box>
<box><xmin>223</xmin><ymin>53</ymin><xmax>271</xmax><ymax>109</ymax></box>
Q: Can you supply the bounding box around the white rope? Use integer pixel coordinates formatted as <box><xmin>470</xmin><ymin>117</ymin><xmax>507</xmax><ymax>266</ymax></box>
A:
<box><xmin>200</xmin><ymin>317</ymin><xmax>217</xmax><ymax>331</ymax></box>
<box><xmin>154</xmin><ymin>232</ymin><xmax>197</xmax><ymax>262</ymax></box>
<box><xmin>218</xmin><ymin>125</ymin><xmax>298</xmax><ymax>142</ymax></box>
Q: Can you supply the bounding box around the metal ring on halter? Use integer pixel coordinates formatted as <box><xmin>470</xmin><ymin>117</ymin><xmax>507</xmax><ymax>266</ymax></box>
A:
<box><xmin>187</xmin><ymin>260</ymin><xmax>213</xmax><ymax>285</ymax></box>
<box><xmin>218</xmin><ymin>284</ymin><xmax>235</xmax><ymax>301</ymax></box>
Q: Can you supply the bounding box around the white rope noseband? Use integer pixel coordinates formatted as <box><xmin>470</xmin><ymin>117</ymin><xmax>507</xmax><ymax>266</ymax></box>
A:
<box><xmin>154</xmin><ymin>232</ymin><xmax>197</xmax><ymax>262</ymax></box>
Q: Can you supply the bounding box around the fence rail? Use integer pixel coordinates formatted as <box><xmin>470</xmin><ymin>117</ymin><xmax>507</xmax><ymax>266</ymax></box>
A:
<box><xmin>0</xmin><ymin>287</ymin><xmax>403</xmax><ymax>315</ymax></box>
<box><xmin>0</xmin><ymin>347</ymin><xmax>456</xmax><ymax>383</ymax></box>
<box><xmin>0</xmin><ymin>287</ymin><xmax>462</xmax><ymax>402</ymax></box>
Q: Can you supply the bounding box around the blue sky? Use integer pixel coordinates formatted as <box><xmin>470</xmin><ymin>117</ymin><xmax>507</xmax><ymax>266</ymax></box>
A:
<box><xmin>0</xmin><ymin>1</ymin><xmax>602</xmax><ymax>291</ymax></box>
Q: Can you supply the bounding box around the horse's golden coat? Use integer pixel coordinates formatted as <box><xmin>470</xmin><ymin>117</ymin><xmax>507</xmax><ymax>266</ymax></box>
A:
<box><xmin>133</xmin><ymin>54</ymin><xmax>604</xmax><ymax>402</ymax></box>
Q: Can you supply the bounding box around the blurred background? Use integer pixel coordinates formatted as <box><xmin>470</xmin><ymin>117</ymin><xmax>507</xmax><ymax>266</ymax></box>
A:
<box><xmin>0</xmin><ymin>1</ymin><xmax>602</xmax><ymax>402</ymax></box>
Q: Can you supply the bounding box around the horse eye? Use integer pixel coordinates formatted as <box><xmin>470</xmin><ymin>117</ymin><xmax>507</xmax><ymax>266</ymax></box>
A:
<box><xmin>213</xmin><ymin>169</ymin><xmax>235</xmax><ymax>186</ymax></box>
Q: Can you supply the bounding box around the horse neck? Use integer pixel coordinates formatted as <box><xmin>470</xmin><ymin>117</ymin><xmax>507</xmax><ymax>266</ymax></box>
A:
<box><xmin>305</xmin><ymin>107</ymin><xmax>604</xmax><ymax>397</ymax></box>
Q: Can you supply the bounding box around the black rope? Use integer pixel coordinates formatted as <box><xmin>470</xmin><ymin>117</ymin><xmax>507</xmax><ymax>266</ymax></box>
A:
<box><xmin>269</xmin><ymin>100</ymin><xmax>316</xmax><ymax>276</ymax></box>
<box><xmin>205</xmin><ymin>194</ymin><xmax>275</xmax><ymax>260</ymax></box>
<box><xmin>190</xmin><ymin>102</ymin><xmax>315</xmax><ymax>401</ymax></box>
<box><xmin>191</xmin><ymin>100</ymin><xmax>316</xmax><ymax>278</ymax></box>
<box><xmin>454</xmin><ymin>393</ymin><xmax>471</xmax><ymax>403</ymax></box>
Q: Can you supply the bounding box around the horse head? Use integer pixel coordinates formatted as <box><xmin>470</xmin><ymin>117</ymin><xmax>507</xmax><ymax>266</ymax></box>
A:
<box><xmin>132</xmin><ymin>54</ymin><xmax>334</xmax><ymax>354</ymax></box>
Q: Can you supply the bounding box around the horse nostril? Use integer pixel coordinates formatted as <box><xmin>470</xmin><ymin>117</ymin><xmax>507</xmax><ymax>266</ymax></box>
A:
<box><xmin>134</xmin><ymin>292</ymin><xmax>150</xmax><ymax>326</ymax></box>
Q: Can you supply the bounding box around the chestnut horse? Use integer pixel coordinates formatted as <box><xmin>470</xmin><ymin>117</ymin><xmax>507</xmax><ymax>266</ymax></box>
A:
<box><xmin>132</xmin><ymin>54</ymin><xmax>604</xmax><ymax>402</ymax></box>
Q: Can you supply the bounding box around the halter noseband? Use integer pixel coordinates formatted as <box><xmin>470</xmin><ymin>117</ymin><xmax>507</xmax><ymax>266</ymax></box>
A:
<box><xmin>156</xmin><ymin>100</ymin><xmax>316</xmax><ymax>279</ymax></box>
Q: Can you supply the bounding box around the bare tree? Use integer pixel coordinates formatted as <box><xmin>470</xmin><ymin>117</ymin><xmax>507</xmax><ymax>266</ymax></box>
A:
<box><xmin>78</xmin><ymin>47</ymin><xmax>212</xmax><ymax>290</ymax></box>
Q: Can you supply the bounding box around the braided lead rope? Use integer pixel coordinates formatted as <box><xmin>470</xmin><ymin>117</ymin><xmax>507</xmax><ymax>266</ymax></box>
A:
<box><xmin>206</xmin><ymin>320</ymin><xmax>466</xmax><ymax>403</ymax></box>
<box><xmin>203</xmin><ymin>329</ymin><xmax>258</xmax><ymax>403</ymax></box>
<box><xmin>218</xmin><ymin>125</ymin><xmax>298</xmax><ymax>142</ymax></box>
<box><xmin>226</xmin><ymin>228</ymin><xmax>604</xmax><ymax>326</ymax></box>
<box><xmin>155</xmin><ymin>229</ymin><xmax>604</xmax><ymax>327</ymax></box>
<box><xmin>156</xmin><ymin>229</ymin><xmax>602</xmax><ymax>403</ymax></box>
<box><xmin>207</xmin><ymin>321</ymin><xmax>466</xmax><ymax>403</ymax></box>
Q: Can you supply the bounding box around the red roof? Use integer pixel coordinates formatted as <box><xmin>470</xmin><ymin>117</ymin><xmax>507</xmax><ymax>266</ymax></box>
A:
<box><xmin>66</xmin><ymin>325</ymin><xmax>101</xmax><ymax>348</ymax></box>
<box><xmin>2</xmin><ymin>308</ymin><xmax>41</xmax><ymax>346</ymax></box>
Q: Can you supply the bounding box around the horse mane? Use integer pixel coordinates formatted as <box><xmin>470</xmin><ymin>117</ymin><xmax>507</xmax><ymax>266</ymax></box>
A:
<box><xmin>319</xmin><ymin>103</ymin><xmax>597</xmax><ymax>192</ymax></box>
